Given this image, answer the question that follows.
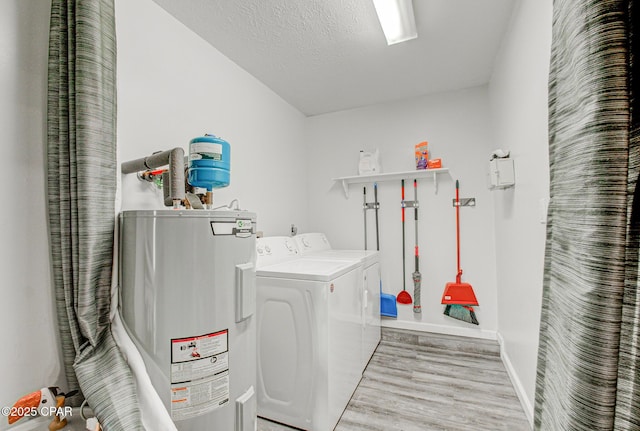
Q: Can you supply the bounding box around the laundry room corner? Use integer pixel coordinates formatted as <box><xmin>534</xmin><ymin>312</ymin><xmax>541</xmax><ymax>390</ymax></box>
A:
<box><xmin>305</xmin><ymin>86</ymin><xmax>500</xmax><ymax>339</ymax></box>
<box><xmin>3</xmin><ymin>0</ymin><xmax>565</xmax><ymax>429</ymax></box>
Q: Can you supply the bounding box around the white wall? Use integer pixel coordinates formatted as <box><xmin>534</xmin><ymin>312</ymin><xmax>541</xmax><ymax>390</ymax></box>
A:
<box><xmin>306</xmin><ymin>86</ymin><xmax>498</xmax><ymax>338</ymax></box>
<box><xmin>116</xmin><ymin>0</ymin><xmax>308</xmax><ymax>236</ymax></box>
<box><xmin>488</xmin><ymin>0</ymin><xmax>553</xmax><ymax>423</ymax></box>
<box><xmin>0</xmin><ymin>0</ymin><xmax>67</xmax><ymax>425</ymax></box>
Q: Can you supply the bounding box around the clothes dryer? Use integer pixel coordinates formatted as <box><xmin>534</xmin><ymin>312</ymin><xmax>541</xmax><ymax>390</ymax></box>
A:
<box><xmin>293</xmin><ymin>233</ymin><xmax>381</xmax><ymax>371</ymax></box>
<box><xmin>255</xmin><ymin>237</ymin><xmax>362</xmax><ymax>431</ymax></box>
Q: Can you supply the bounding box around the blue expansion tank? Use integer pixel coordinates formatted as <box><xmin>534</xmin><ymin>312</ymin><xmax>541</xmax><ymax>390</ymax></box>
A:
<box><xmin>187</xmin><ymin>134</ymin><xmax>230</xmax><ymax>190</ymax></box>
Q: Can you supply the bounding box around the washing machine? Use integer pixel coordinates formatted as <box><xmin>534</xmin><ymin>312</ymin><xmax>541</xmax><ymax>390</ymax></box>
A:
<box><xmin>255</xmin><ymin>237</ymin><xmax>362</xmax><ymax>431</ymax></box>
<box><xmin>293</xmin><ymin>233</ymin><xmax>381</xmax><ymax>371</ymax></box>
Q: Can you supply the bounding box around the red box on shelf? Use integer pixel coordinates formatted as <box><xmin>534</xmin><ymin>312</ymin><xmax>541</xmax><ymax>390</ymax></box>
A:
<box><xmin>427</xmin><ymin>158</ymin><xmax>442</xmax><ymax>169</ymax></box>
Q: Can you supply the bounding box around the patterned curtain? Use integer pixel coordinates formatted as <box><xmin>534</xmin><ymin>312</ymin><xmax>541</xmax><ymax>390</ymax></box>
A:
<box><xmin>535</xmin><ymin>0</ymin><xmax>639</xmax><ymax>430</ymax></box>
<box><xmin>47</xmin><ymin>1</ymin><xmax>143</xmax><ymax>428</ymax></box>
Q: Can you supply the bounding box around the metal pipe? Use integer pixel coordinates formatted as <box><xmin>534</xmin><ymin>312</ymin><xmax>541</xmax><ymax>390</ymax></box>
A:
<box><xmin>161</xmin><ymin>171</ymin><xmax>175</xmax><ymax>207</ymax></box>
<box><xmin>122</xmin><ymin>148</ymin><xmax>185</xmax><ymax>207</ymax></box>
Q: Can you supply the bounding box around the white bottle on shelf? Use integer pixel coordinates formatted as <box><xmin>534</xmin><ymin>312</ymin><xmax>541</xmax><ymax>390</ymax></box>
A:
<box><xmin>358</xmin><ymin>149</ymin><xmax>381</xmax><ymax>175</ymax></box>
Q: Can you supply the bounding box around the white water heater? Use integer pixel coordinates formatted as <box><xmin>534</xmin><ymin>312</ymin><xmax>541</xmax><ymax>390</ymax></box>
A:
<box><xmin>119</xmin><ymin>210</ymin><xmax>257</xmax><ymax>431</ymax></box>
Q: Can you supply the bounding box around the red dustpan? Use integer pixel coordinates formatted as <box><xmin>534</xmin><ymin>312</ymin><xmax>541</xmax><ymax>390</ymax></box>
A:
<box><xmin>441</xmin><ymin>180</ymin><xmax>478</xmax><ymax>306</ymax></box>
<box><xmin>442</xmin><ymin>277</ymin><xmax>478</xmax><ymax>305</ymax></box>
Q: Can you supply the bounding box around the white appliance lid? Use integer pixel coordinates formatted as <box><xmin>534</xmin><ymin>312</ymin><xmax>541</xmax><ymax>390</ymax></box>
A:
<box><xmin>301</xmin><ymin>250</ymin><xmax>379</xmax><ymax>265</ymax></box>
<box><xmin>256</xmin><ymin>257</ymin><xmax>359</xmax><ymax>281</ymax></box>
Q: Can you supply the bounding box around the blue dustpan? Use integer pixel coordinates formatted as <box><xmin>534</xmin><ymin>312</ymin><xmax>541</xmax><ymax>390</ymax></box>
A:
<box><xmin>380</xmin><ymin>283</ymin><xmax>398</xmax><ymax>318</ymax></box>
<box><xmin>370</xmin><ymin>183</ymin><xmax>397</xmax><ymax>318</ymax></box>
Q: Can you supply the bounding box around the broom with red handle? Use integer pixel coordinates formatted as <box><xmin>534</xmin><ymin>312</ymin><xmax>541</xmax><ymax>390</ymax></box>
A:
<box><xmin>442</xmin><ymin>180</ymin><xmax>478</xmax><ymax>324</ymax></box>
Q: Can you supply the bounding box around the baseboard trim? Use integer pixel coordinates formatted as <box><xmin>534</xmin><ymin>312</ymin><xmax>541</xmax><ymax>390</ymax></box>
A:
<box><xmin>381</xmin><ymin>319</ymin><xmax>497</xmax><ymax>340</ymax></box>
<box><xmin>497</xmin><ymin>332</ymin><xmax>534</xmax><ymax>429</ymax></box>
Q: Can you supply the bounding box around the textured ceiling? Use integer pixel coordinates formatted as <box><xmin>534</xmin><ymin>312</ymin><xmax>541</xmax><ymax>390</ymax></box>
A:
<box><xmin>151</xmin><ymin>0</ymin><xmax>516</xmax><ymax>116</ymax></box>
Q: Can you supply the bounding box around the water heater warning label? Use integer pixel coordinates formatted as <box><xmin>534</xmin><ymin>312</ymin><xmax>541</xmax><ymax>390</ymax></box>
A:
<box><xmin>170</xmin><ymin>330</ymin><xmax>229</xmax><ymax>421</ymax></box>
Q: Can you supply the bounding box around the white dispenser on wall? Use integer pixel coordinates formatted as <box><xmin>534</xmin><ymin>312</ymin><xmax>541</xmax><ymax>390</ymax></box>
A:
<box><xmin>119</xmin><ymin>210</ymin><xmax>257</xmax><ymax>431</ymax></box>
<box><xmin>489</xmin><ymin>158</ymin><xmax>515</xmax><ymax>189</ymax></box>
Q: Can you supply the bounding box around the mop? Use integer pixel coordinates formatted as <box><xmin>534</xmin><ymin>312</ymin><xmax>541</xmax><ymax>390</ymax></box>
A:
<box><xmin>412</xmin><ymin>179</ymin><xmax>421</xmax><ymax>313</ymax></box>
<box><xmin>397</xmin><ymin>179</ymin><xmax>412</xmax><ymax>304</ymax></box>
<box><xmin>442</xmin><ymin>180</ymin><xmax>479</xmax><ymax>325</ymax></box>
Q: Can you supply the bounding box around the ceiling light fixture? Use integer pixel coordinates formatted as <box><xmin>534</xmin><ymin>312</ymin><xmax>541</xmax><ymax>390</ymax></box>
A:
<box><xmin>372</xmin><ymin>0</ymin><xmax>417</xmax><ymax>45</ymax></box>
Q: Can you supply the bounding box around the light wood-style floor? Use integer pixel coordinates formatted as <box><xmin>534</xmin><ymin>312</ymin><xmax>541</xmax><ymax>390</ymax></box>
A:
<box><xmin>258</xmin><ymin>327</ymin><xmax>531</xmax><ymax>431</ymax></box>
